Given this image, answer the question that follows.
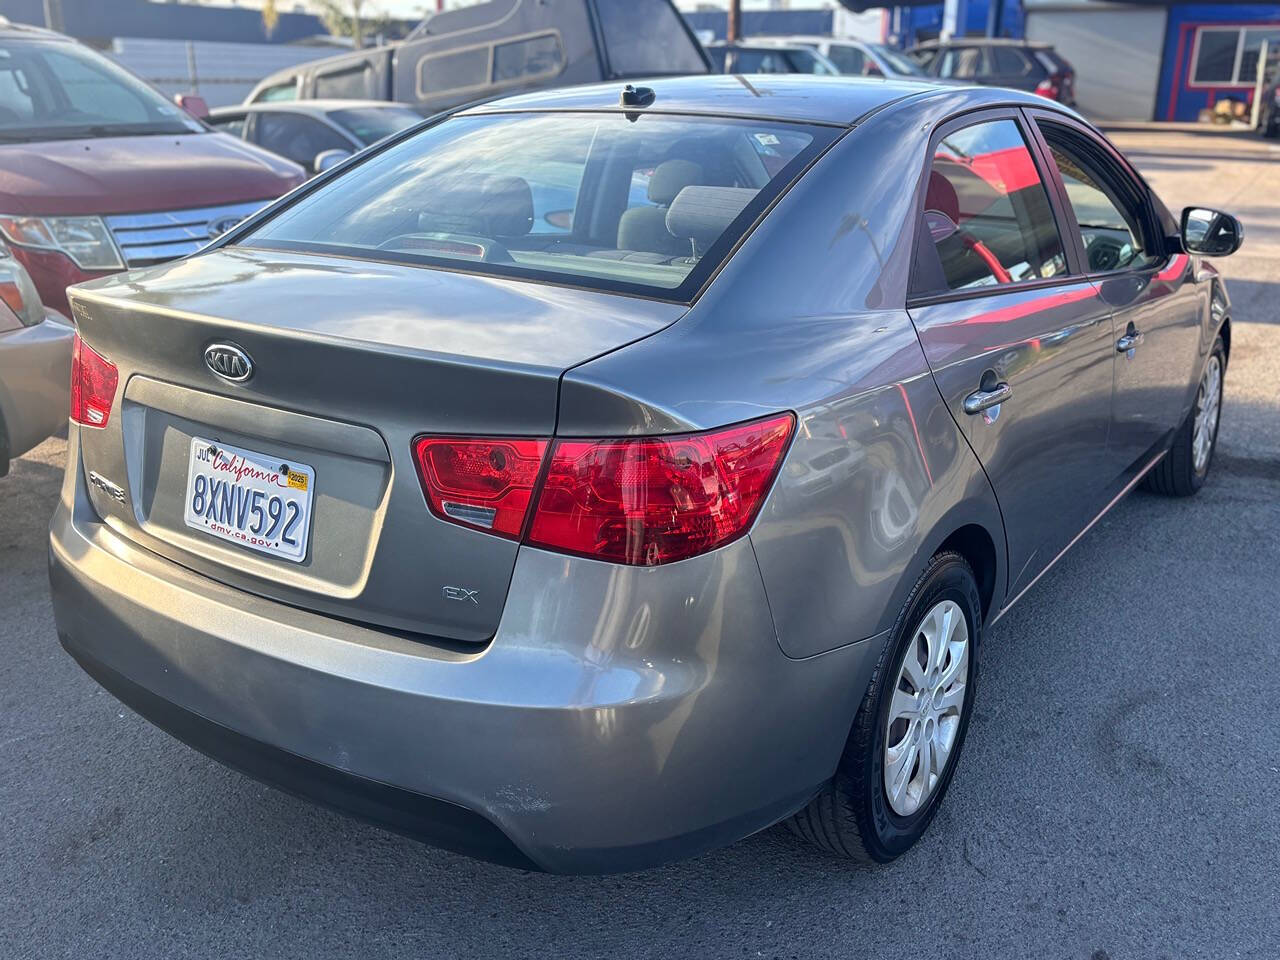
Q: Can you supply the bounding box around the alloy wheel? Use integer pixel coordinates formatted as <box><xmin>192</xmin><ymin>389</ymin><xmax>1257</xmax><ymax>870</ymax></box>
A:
<box><xmin>1193</xmin><ymin>354</ymin><xmax>1222</xmax><ymax>474</ymax></box>
<box><xmin>883</xmin><ymin>599</ymin><xmax>970</xmax><ymax>818</ymax></box>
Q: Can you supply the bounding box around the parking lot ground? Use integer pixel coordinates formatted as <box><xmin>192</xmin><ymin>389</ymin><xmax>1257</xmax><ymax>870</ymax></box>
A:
<box><xmin>3</xmin><ymin>129</ymin><xmax>1279</xmax><ymax>960</ymax></box>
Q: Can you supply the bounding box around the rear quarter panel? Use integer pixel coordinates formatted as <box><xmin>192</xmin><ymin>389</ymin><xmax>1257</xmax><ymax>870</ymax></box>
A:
<box><xmin>559</xmin><ymin>102</ymin><xmax>1008</xmax><ymax>658</ymax></box>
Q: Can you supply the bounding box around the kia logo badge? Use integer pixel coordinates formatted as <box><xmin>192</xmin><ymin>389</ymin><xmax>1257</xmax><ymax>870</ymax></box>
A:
<box><xmin>204</xmin><ymin>342</ymin><xmax>253</xmax><ymax>383</ymax></box>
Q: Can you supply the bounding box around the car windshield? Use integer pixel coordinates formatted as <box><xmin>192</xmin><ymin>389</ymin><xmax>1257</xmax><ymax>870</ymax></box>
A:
<box><xmin>0</xmin><ymin>38</ymin><xmax>204</xmax><ymax>141</ymax></box>
<box><xmin>329</xmin><ymin>106</ymin><xmax>423</xmax><ymax>146</ymax></box>
<box><xmin>870</xmin><ymin>44</ymin><xmax>926</xmax><ymax>76</ymax></box>
<box><xmin>241</xmin><ymin>110</ymin><xmax>832</xmax><ymax>300</ymax></box>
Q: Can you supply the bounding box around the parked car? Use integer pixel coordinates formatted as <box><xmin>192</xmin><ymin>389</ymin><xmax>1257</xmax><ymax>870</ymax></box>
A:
<box><xmin>247</xmin><ymin>0</ymin><xmax>709</xmax><ymax>113</ymax></box>
<box><xmin>749</xmin><ymin>35</ymin><xmax>930</xmax><ymax>78</ymax></box>
<box><xmin>0</xmin><ymin>20</ymin><xmax>304</xmax><ymax>315</ymax></box>
<box><xmin>909</xmin><ymin>38</ymin><xmax>1076</xmax><ymax>105</ymax></box>
<box><xmin>0</xmin><ymin>247</ymin><xmax>70</xmax><ymax>476</ymax></box>
<box><xmin>704</xmin><ymin>41</ymin><xmax>840</xmax><ymax>75</ymax></box>
<box><xmin>1259</xmin><ymin>69</ymin><xmax>1280</xmax><ymax>138</ymax></box>
<box><xmin>52</xmin><ymin>75</ymin><xmax>1240</xmax><ymax>874</ymax></box>
<box><xmin>209</xmin><ymin>100</ymin><xmax>425</xmax><ymax>175</ymax></box>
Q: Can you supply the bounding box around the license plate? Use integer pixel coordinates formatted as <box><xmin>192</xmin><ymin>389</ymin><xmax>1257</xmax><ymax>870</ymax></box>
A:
<box><xmin>182</xmin><ymin>437</ymin><xmax>314</xmax><ymax>563</ymax></box>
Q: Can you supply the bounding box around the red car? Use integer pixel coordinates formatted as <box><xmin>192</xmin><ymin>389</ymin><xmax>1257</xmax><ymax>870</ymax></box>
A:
<box><xmin>0</xmin><ymin>21</ymin><xmax>304</xmax><ymax>315</ymax></box>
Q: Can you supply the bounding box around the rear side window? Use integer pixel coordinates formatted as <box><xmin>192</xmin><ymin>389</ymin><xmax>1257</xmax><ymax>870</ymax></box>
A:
<box><xmin>826</xmin><ymin>44</ymin><xmax>867</xmax><ymax>74</ymax></box>
<box><xmin>939</xmin><ymin>47</ymin><xmax>987</xmax><ymax>79</ymax></box>
<box><xmin>596</xmin><ymin>0</ymin><xmax>709</xmax><ymax>75</ymax></box>
<box><xmin>915</xmin><ymin>118</ymin><xmax>1066</xmax><ymax>295</ymax></box>
<box><xmin>492</xmin><ymin>33</ymin><xmax>564</xmax><ymax>82</ymax></box>
<box><xmin>991</xmin><ymin>47</ymin><xmax>1032</xmax><ymax>76</ymax></box>
<box><xmin>314</xmin><ymin>65</ymin><xmax>374</xmax><ymax>100</ymax></box>
<box><xmin>241</xmin><ymin>111</ymin><xmax>832</xmax><ymax>300</ymax></box>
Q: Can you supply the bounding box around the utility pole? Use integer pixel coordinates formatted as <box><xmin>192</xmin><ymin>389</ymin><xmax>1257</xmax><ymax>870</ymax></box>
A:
<box><xmin>727</xmin><ymin>0</ymin><xmax>741</xmax><ymax>43</ymax></box>
<box><xmin>42</xmin><ymin>0</ymin><xmax>64</xmax><ymax>33</ymax></box>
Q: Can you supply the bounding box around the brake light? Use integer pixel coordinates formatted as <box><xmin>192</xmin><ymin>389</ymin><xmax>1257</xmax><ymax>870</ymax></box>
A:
<box><xmin>527</xmin><ymin>413</ymin><xmax>794</xmax><ymax>566</ymax></box>
<box><xmin>1035</xmin><ymin>76</ymin><xmax>1062</xmax><ymax>100</ymax></box>
<box><xmin>70</xmin><ymin>333</ymin><xmax>118</xmax><ymax>428</ymax></box>
<box><xmin>413</xmin><ymin>436</ymin><xmax>549</xmax><ymax>539</ymax></box>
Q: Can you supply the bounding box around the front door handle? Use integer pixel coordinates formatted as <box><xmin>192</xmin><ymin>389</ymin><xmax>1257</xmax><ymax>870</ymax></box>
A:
<box><xmin>963</xmin><ymin>382</ymin><xmax>1013</xmax><ymax>415</ymax></box>
<box><xmin>1117</xmin><ymin>330</ymin><xmax>1145</xmax><ymax>353</ymax></box>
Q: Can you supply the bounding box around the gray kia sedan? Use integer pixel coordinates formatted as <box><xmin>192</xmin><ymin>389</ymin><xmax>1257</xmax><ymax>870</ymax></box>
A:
<box><xmin>50</xmin><ymin>75</ymin><xmax>1242</xmax><ymax>873</ymax></box>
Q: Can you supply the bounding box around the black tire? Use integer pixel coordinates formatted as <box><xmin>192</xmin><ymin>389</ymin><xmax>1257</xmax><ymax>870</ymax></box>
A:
<box><xmin>787</xmin><ymin>551</ymin><xmax>981</xmax><ymax>863</ymax></box>
<box><xmin>1143</xmin><ymin>335</ymin><xmax>1226</xmax><ymax>497</ymax></box>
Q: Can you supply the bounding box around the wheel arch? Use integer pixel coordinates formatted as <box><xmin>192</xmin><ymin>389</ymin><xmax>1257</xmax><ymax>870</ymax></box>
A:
<box><xmin>879</xmin><ymin>495</ymin><xmax>1008</xmax><ymax>638</ymax></box>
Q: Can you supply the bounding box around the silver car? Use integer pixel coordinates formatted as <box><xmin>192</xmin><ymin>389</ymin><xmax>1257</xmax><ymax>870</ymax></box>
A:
<box><xmin>50</xmin><ymin>75</ymin><xmax>1241</xmax><ymax>873</ymax></box>
<box><xmin>0</xmin><ymin>249</ymin><xmax>70</xmax><ymax>475</ymax></box>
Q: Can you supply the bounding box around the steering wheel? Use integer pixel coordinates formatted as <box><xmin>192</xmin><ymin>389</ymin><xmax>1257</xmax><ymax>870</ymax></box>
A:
<box><xmin>1086</xmin><ymin>235</ymin><xmax>1126</xmax><ymax>272</ymax></box>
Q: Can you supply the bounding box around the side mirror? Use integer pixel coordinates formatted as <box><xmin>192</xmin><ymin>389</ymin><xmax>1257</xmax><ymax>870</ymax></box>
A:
<box><xmin>923</xmin><ymin>209</ymin><xmax>958</xmax><ymax>243</ymax></box>
<box><xmin>314</xmin><ymin>149</ymin><xmax>352</xmax><ymax>174</ymax></box>
<box><xmin>173</xmin><ymin>93</ymin><xmax>209</xmax><ymax>119</ymax></box>
<box><xmin>1181</xmin><ymin>206</ymin><xmax>1244</xmax><ymax>256</ymax></box>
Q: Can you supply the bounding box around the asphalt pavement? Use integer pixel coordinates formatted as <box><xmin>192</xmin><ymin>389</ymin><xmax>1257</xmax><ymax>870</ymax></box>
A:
<box><xmin>2</xmin><ymin>127</ymin><xmax>1278</xmax><ymax>960</ymax></box>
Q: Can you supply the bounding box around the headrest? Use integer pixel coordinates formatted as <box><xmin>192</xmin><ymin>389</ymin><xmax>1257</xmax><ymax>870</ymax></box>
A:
<box><xmin>647</xmin><ymin>159</ymin><xmax>704</xmax><ymax>206</ymax></box>
<box><xmin>924</xmin><ymin>170</ymin><xmax>959</xmax><ymax>223</ymax></box>
<box><xmin>417</xmin><ymin>173</ymin><xmax>534</xmax><ymax>237</ymax></box>
<box><xmin>665</xmin><ymin>185</ymin><xmax>757</xmax><ymax>252</ymax></box>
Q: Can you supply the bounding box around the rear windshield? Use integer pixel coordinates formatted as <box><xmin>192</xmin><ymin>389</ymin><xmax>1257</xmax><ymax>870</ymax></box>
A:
<box><xmin>0</xmin><ymin>38</ymin><xmax>204</xmax><ymax>141</ymax></box>
<box><xmin>241</xmin><ymin>111</ymin><xmax>833</xmax><ymax>300</ymax></box>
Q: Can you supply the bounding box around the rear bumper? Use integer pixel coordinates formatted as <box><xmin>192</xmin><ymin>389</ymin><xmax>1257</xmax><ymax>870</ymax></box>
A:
<box><xmin>49</xmin><ymin>428</ymin><xmax>882</xmax><ymax>873</ymax></box>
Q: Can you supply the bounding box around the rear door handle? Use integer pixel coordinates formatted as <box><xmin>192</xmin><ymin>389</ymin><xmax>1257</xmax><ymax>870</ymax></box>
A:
<box><xmin>963</xmin><ymin>382</ymin><xmax>1012</xmax><ymax>415</ymax></box>
<box><xmin>1117</xmin><ymin>331</ymin><xmax>1145</xmax><ymax>352</ymax></box>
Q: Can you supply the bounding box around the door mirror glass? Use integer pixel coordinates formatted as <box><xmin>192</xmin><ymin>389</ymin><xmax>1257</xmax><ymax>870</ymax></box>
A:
<box><xmin>1181</xmin><ymin>206</ymin><xmax>1244</xmax><ymax>256</ymax></box>
<box><xmin>314</xmin><ymin>148</ymin><xmax>352</xmax><ymax>174</ymax></box>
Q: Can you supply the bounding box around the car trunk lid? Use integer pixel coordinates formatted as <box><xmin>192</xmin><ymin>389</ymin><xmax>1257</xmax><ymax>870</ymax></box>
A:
<box><xmin>67</xmin><ymin>248</ymin><xmax>685</xmax><ymax>641</ymax></box>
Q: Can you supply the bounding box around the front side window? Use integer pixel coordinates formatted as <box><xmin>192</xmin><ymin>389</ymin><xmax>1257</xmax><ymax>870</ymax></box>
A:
<box><xmin>329</xmin><ymin>106</ymin><xmax>421</xmax><ymax>146</ymax></box>
<box><xmin>917</xmin><ymin>118</ymin><xmax>1066</xmax><ymax>294</ymax></box>
<box><xmin>210</xmin><ymin>114</ymin><xmax>247</xmax><ymax>138</ymax></box>
<box><xmin>242</xmin><ymin>111</ymin><xmax>831</xmax><ymax>300</ymax></box>
<box><xmin>1038</xmin><ymin>125</ymin><xmax>1160</xmax><ymax>273</ymax></box>
<box><xmin>254</xmin><ymin>113</ymin><xmax>351</xmax><ymax>168</ymax></box>
<box><xmin>255</xmin><ymin>80</ymin><xmax>298</xmax><ymax>102</ymax></box>
<box><xmin>0</xmin><ymin>39</ymin><xmax>203</xmax><ymax>140</ymax></box>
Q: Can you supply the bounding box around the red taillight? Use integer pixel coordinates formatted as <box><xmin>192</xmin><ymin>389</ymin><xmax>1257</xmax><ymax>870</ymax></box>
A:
<box><xmin>527</xmin><ymin>413</ymin><xmax>795</xmax><ymax>566</ymax></box>
<box><xmin>70</xmin><ymin>333</ymin><xmax>118</xmax><ymax>429</ymax></box>
<box><xmin>1035</xmin><ymin>76</ymin><xmax>1062</xmax><ymax>100</ymax></box>
<box><xmin>412</xmin><ymin>436</ymin><xmax>549</xmax><ymax>539</ymax></box>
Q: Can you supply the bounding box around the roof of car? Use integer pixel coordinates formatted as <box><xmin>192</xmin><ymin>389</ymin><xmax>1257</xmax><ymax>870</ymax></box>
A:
<box><xmin>748</xmin><ymin>35</ymin><xmax>872</xmax><ymax>46</ymax></box>
<box><xmin>211</xmin><ymin>99</ymin><xmax>412</xmax><ymax>117</ymax></box>
<box><xmin>464</xmin><ymin>74</ymin><xmax>951</xmax><ymax>127</ymax></box>
<box><xmin>910</xmin><ymin>37</ymin><xmax>1053</xmax><ymax>50</ymax></box>
<box><xmin>704</xmin><ymin>41</ymin><xmax>817</xmax><ymax>51</ymax></box>
<box><xmin>0</xmin><ymin>17</ymin><xmax>73</xmax><ymax>41</ymax></box>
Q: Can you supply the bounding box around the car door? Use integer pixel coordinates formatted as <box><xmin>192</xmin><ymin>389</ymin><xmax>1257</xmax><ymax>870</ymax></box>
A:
<box><xmin>1029</xmin><ymin>112</ymin><xmax>1204</xmax><ymax>482</ymax></box>
<box><xmin>907</xmin><ymin>111</ymin><xmax>1117</xmax><ymax>598</ymax></box>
